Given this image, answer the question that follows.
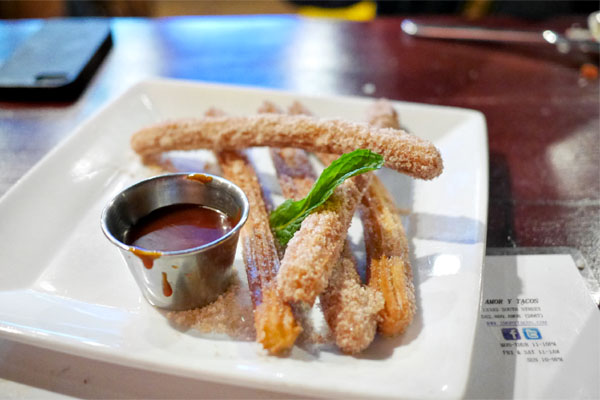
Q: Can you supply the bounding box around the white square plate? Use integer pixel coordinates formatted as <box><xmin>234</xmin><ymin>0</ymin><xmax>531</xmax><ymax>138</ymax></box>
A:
<box><xmin>0</xmin><ymin>79</ymin><xmax>488</xmax><ymax>399</ymax></box>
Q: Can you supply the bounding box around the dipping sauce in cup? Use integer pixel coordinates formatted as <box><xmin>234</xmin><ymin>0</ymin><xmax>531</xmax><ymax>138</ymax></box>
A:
<box><xmin>101</xmin><ymin>173</ymin><xmax>249</xmax><ymax>311</ymax></box>
<box><xmin>127</xmin><ymin>203</ymin><xmax>235</xmax><ymax>253</ymax></box>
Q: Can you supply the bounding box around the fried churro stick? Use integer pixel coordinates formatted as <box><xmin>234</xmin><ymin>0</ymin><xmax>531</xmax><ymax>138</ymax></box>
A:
<box><xmin>259</xmin><ymin>101</ymin><xmax>318</xmax><ymax>201</ymax></box>
<box><xmin>271</xmin><ymin>105</ymin><xmax>376</xmax><ymax>306</ymax></box>
<box><xmin>268</xmin><ymin>110</ymin><xmax>383</xmax><ymax>353</ymax></box>
<box><xmin>287</xmin><ymin>100</ymin><xmax>312</xmax><ymax>117</ymax></box>
<box><xmin>262</xmin><ymin>102</ymin><xmax>350</xmax><ymax>306</ymax></box>
<box><xmin>216</xmin><ymin>144</ymin><xmax>300</xmax><ymax>355</ymax></box>
<box><xmin>218</xmin><ymin>151</ymin><xmax>277</xmax><ymax>304</ymax></box>
<box><xmin>291</xmin><ymin>99</ymin><xmax>416</xmax><ymax>336</ymax></box>
<box><xmin>360</xmin><ymin>177</ymin><xmax>415</xmax><ymax>335</ymax></box>
<box><xmin>360</xmin><ymin>100</ymin><xmax>416</xmax><ymax>336</ymax></box>
<box><xmin>275</xmin><ymin>165</ymin><xmax>384</xmax><ymax>352</ymax></box>
<box><xmin>257</xmin><ymin>101</ymin><xmax>321</xmax><ymax>345</ymax></box>
<box><xmin>270</xmin><ymin>147</ymin><xmax>317</xmax><ymax>200</ymax></box>
<box><xmin>365</xmin><ymin>98</ymin><xmax>401</xmax><ymax>130</ymax></box>
<box><xmin>131</xmin><ymin>114</ymin><xmax>443</xmax><ymax>180</ymax></box>
<box><xmin>277</xmin><ymin>164</ymin><xmax>372</xmax><ymax>307</ymax></box>
<box><xmin>319</xmin><ymin>245</ymin><xmax>384</xmax><ymax>353</ymax></box>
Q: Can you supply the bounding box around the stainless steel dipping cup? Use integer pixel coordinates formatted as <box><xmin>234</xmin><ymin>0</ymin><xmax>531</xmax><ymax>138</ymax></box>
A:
<box><xmin>101</xmin><ymin>173</ymin><xmax>249</xmax><ymax>310</ymax></box>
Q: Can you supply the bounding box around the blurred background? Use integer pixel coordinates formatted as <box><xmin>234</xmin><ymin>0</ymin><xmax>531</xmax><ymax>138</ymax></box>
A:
<box><xmin>0</xmin><ymin>0</ymin><xmax>597</xmax><ymax>21</ymax></box>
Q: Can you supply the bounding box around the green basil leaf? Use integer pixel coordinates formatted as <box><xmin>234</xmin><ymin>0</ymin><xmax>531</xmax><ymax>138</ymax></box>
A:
<box><xmin>270</xmin><ymin>149</ymin><xmax>384</xmax><ymax>247</ymax></box>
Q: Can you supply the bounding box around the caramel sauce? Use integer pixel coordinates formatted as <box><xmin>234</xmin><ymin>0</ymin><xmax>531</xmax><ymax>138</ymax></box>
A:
<box><xmin>186</xmin><ymin>173</ymin><xmax>213</xmax><ymax>184</ymax></box>
<box><xmin>126</xmin><ymin>203</ymin><xmax>234</xmax><ymax>252</ymax></box>
<box><xmin>129</xmin><ymin>247</ymin><xmax>162</xmax><ymax>269</ymax></box>
<box><xmin>232</xmin><ymin>208</ymin><xmax>242</xmax><ymax>226</ymax></box>
<box><xmin>162</xmin><ymin>272</ymin><xmax>173</xmax><ymax>297</ymax></box>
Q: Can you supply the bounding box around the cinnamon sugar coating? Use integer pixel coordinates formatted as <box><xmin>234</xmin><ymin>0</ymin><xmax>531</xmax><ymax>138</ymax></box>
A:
<box><xmin>276</xmin><ymin>176</ymin><xmax>370</xmax><ymax>305</ymax></box>
<box><xmin>319</xmin><ymin>245</ymin><xmax>384</xmax><ymax>354</ymax></box>
<box><xmin>366</xmin><ymin>99</ymin><xmax>401</xmax><ymax>130</ymax></box>
<box><xmin>360</xmin><ymin>178</ymin><xmax>416</xmax><ymax>335</ymax></box>
<box><xmin>131</xmin><ymin>114</ymin><xmax>443</xmax><ymax>180</ymax></box>
<box><xmin>167</xmin><ymin>280</ymin><xmax>255</xmax><ymax>341</ymax></box>
<box><xmin>360</xmin><ymin>99</ymin><xmax>416</xmax><ymax>335</ymax></box>
<box><xmin>270</xmin><ymin>139</ymin><xmax>382</xmax><ymax>353</ymax></box>
<box><xmin>217</xmin><ymin>150</ymin><xmax>301</xmax><ymax>354</ymax></box>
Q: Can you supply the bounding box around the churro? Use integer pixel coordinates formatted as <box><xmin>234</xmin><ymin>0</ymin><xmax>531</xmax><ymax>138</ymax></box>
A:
<box><xmin>259</xmin><ymin>101</ymin><xmax>318</xmax><ymax>201</ymax></box>
<box><xmin>268</xmin><ymin>121</ymin><xmax>383</xmax><ymax>353</ymax></box>
<box><xmin>287</xmin><ymin>100</ymin><xmax>312</xmax><ymax>117</ymax></box>
<box><xmin>365</xmin><ymin>98</ymin><xmax>401</xmax><ymax>130</ymax></box>
<box><xmin>319</xmin><ymin>245</ymin><xmax>383</xmax><ymax>353</ymax></box>
<box><xmin>260</xmin><ymin>102</ymin><xmax>349</xmax><ymax>306</ymax></box>
<box><xmin>257</xmin><ymin>101</ymin><xmax>320</xmax><ymax>345</ymax></box>
<box><xmin>291</xmin><ymin>99</ymin><xmax>416</xmax><ymax>336</ymax></box>
<box><xmin>216</xmin><ymin>149</ymin><xmax>301</xmax><ymax>354</ymax></box>
<box><xmin>270</xmin><ymin>147</ymin><xmax>316</xmax><ymax>201</ymax></box>
<box><xmin>360</xmin><ymin>100</ymin><xmax>416</xmax><ymax>336</ymax></box>
<box><xmin>360</xmin><ymin>177</ymin><xmax>415</xmax><ymax>335</ymax></box>
<box><xmin>277</xmin><ymin>170</ymin><xmax>371</xmax><ymax>306</ymax></box>
<box><xmin>131</xmin><ymin>114</ymin><xmax>443</xmax><ymax>180</ymax></box>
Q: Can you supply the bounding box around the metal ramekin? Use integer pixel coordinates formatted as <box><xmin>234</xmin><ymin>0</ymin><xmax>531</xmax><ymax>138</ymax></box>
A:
<box><xmin>101</xmin><ymin>173</ymin><xmax>248</xmax><ymax>311</ymax></box>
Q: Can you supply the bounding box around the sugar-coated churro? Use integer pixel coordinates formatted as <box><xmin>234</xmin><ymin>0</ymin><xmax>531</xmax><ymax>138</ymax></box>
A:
<box><xmin>253</xmin><ymin>286</ymin><xmax>301</xmax><ymax>354</ymax></box>
<box><xmin>276</xmin><ymin>166</ymin><xmax>372</xmax><ymax>306</ymax></box>
<box><xmin>270</xmin><ymin>147</ymin><xmax>316</xmax><ymax>201</ymax></box>
<box><xmin>287</xmin><ymin>101</ymin><xmax>339</xmax><ymax>168</ymax></box>
<box><xmin>217</xmin><ymin>150</ymin><xmax>301</xmax><ymax>354</ymax></box>
<box><xmin>262</xmin><ymin>102</ymin><xmax>352</xmax><ymax>306</ymax></box>
<box><xmin>131</xmin><ymin>114</ymin><xmax>443</xmax><ymax>179</ymax></box>
<box><xmin>287</xmin><ymin>100</ymin><xmax>312</xmax><ymax>117</ymax></box>
<box><xmin>292</xmin><ymin>98</ymin><xmax>416</xmax><ymax>336</ymax></box>
<box><xmin>218</xmin><ymin>150</ymin><xmax>276</xmax><ymax>305</ymax></box>
<box><xmin>319</xmin><ymin>245</ymin><xmax>384</xmax><ymax>353</ymax></box>
<box><xmin>360</xmin><ymin>99</ymin><xmax>416</xmax><ymax>336</ymax></box>
<box><xmin>257</xmin><ymin>101</ymin><xmax>320</xmax><ymax>345</ymax></box>
<box><xmin>269</xmin><ymin>125</ymin><xmax>383</xmax><ymax>353</ymax></box>
<box><xmin>259</xmin><ymin>101</ymin><xmax>318</xmax><ymax>201</ymax></box>
<box><xmin>366</xmin><ymin>99</ymin><xmax>401</xmax><ymax>130</ymax></box>
<box><xmin>257</xmin><ymin>100</ymin><xmax>282</xmax><ymax>115</ymax></box>
<box><xmin>360</xmin><ymin>177</ymin><xmax>415</xmax><ymax>335</ymax></box>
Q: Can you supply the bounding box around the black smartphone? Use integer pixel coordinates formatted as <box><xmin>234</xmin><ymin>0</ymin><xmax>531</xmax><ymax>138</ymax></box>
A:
<box><xmin>0</xmin><ymin>18</ymin><xmax>112</xmax><ymax>102</ymax></box>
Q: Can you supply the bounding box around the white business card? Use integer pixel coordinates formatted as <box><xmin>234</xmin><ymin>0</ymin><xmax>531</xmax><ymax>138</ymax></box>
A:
<box><xmin>465</xmin><ymin>254</ymin><xmax>600</xmax><ymax>399</ymax></box>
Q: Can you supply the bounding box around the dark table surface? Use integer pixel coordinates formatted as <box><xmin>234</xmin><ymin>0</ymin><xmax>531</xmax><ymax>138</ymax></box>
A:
<box><xmin>0</xmin><ymin>15</ymin><xmax>598</xmax><ymax>290</ymax></box>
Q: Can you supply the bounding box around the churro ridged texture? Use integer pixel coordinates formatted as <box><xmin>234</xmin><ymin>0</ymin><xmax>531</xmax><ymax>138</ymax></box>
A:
<box><xmin>319</xmin><ymin>245</ymin><xmax>384</xmax><ymax>354</ymax></box>
<box><xmin>131</xmin><ymin>114</ymin><xmax>443</xmax><ymax>180</ymax></box>
<box><xmin>369</xmin><ymin>256</ymin><xmax>415</xmax><ymax>336</ymax></box>
<box><xmin>360</xmin><ymin>99</ymin><xmax>417</xmax><ymax>336</ymax></box>
<box><xmin>217</xmin><ymin>151</ymin><xmax>276</xmax><ymax>305</ymax></box>
<box><xmin>254</xmin><ymin>287</ymin><xmax>302</xmax><ymax>354</ymax></box>
<box><xmin>270</xmin><ymin>147</ymin><xmax>316</xmax><ymax>200</ymax></box>
<box><xmin>314</xmin><ymin>98</ymin><xmax>416</xmax><ymax>337</ymax></box>
<box><xmin>360</xmin><ymin>177</ymin><xmax>416</xmax><ymax>335</ymax></box>
<box><xmin>217</xmin><ymin>150</ymin><xmax>301</xmax><ymax>354</ymax></box>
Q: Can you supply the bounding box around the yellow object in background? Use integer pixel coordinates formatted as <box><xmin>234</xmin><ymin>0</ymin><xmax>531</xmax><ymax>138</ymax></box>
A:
<box><xmin>298</xmin><ymin>0</ymin><xmax>376</xmax><ymax>21</ymax></box>
<box><xmin>462</xmin><ymin>0</ymin><xmax>493</xmax><ymax>20</ymax></box>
